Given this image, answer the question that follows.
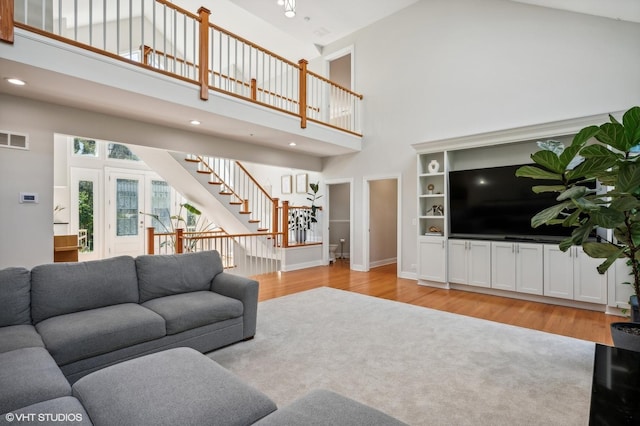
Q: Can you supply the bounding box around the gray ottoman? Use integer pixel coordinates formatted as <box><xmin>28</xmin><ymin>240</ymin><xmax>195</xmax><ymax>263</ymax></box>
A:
<box><xmin>72</xmin><ymin>347</ymin><xmax>277</xmax><ymax>426</ymax></box>
<box><xmin>255</xmin><ymin>389</ymin><xmax>408</xmax><ymax>426</ymax></box>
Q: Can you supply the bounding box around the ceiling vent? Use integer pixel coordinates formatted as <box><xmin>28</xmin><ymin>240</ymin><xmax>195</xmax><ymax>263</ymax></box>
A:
<box><xmin>0</xmin><ymin>131</ymin><xmax>29</xmax><ymax>150</ymax></box>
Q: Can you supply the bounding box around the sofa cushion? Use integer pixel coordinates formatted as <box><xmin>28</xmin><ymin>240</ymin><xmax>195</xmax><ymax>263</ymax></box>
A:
<box><xmin>142</xmin><ymin>291</ymin><xmax>243</xmax><ymax>335</ymax></box>
<box><xmin>72</xmin><ymin>347</ymin><xmax>277</xmax><ymax>426</ymax></box>
<box><xmin>36</xmin><ymin>303</ymin><xmax>166</xmax><ymax>366</ymax></box>
<box><xmin>254</xmin><ymin>389</ymin><xmax>408</xmax><ymax>426</ymax></box>
<box><xmin>136</xmin><ymin>251</ymin><xmax>224</xmax><ymax>303</ymax></box>
<box><xmin>0</xmin><ymin>267</ymin><xmax>31</xmax><ymax>327</ymax></box>
<box><xmin>0</xmin><ymin>325</ymin><xmax>44</xmax><ymax>354</ymax></box>
<box><xmin>31</xmin><ymin>256</ymin><xmax>139</xmax><ymax>324</ymax></box>
<box><xmin>3</xmin><ymin>397</ymin><xmax>93</xmax><ymax>425</ymax></box>
<box><xmin>0</xmin><ymin>347</ymin><xmax>71</xmax><ymax>415</ymax></box>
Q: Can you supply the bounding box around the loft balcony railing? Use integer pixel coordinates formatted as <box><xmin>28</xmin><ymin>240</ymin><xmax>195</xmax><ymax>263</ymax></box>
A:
<box><xmin>2</xmin><ymin>0</ymin><xmax>363</xmax><ymax>136</ymax></box>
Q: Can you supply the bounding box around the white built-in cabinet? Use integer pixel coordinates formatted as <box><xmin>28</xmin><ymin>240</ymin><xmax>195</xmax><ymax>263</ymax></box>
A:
<box><xmin>543</xmin><ymin>245</ymin><xmax>607</xmax><ymax>303</ymax></box>
<box><xmin>491</xmin><ymin>242</ymin><xmax>543</xmax><ymax>295</ymax></box>
<box><xmin>448</xmin><ymin>240</ymin><xmax>491</xmax><ymax>288</ymax></box>
<box><xmin>414</xmin><ymin>145</ymin><xmax>612</xmax><ymax>311</ymax></box>
<box><xmin>418</xmin><ymin>238</ymin><xmax>446</xmax><ymax>283</ymax></box>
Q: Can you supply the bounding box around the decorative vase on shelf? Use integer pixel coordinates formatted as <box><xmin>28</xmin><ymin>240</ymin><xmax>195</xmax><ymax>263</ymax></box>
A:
<box><xmin>428</xmin><ymin>159</ymin><xmax>440</xmax><ymax>174</ymax></box>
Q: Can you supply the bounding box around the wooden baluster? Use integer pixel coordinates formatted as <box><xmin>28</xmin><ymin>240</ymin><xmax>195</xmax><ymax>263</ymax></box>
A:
<box><xmin>0</xmin><ymin>0</ymin><xmax>14</xmax><ymax>44</ymax></box>
<box><xmin>176</xmin><ymin>228</ymin><xmax>184</xmax><ymax>254</ymax></box>
<box><xmin>282</xmin><ymin>201</ymin><xmax>289</xmax><ymax>248</ymax></box>
<box><xmin>197</xmin><ymin>7</ymin><xmax>210</xmax><ymax>101</ymax></box>
<box><xmin>140</xmin><ymin>45</ymin><xmax>152</xmax><ymax>65</ymax></box>
<box><xmin>298</xmin><ymin>59</ymin><xmax>308</xmax><ymax>129</ymax></box>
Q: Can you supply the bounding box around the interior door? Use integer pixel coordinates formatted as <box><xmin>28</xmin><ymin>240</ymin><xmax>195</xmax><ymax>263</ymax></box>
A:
<box><xmin>107</xmin><ymin>171</ymin><xmax>146</xmax><ymax>257</ymax></box>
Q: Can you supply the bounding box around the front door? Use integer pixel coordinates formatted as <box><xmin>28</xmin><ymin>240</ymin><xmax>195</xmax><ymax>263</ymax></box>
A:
<box><xmin>107</xmin><ymin>170</ymin><xmax>146</xmax><ymax>257</ymax></box>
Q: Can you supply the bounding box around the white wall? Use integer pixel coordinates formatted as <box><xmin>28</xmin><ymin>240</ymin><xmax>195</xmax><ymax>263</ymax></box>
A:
<box><xmin>317</xmin><ymin>0</ymin><xmax>640</xmax><ymax>276</ymax></box>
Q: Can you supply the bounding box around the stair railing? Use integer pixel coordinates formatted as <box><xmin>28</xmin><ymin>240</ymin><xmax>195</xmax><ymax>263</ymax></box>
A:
<box><xmin>146</xmin><ymin>227</ymin><xmax>282</xmax><ymax>275</ymax></box>
<box><xmin>187</xmin><ymin>154</ymin><xmax>278</xmax><ymax>234</ymax></box>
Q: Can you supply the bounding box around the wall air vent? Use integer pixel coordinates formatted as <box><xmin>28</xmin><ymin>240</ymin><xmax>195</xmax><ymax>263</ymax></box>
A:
<box><xmin>0</xmin><ymin>131</ymin><xmax>29</xmax><ymax>150</ymax></box>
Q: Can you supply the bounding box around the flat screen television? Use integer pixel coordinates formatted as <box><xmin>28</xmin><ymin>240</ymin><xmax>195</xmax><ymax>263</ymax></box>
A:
<box><xmin>448</xmin><ymin>164</ymin><xmax>594</xmax><ymax>242</ymax></box>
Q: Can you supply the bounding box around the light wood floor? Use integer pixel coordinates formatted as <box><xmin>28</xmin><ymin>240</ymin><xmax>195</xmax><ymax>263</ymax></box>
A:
<box><xmin>254</xmin><ymin>261</ymin><xmax>622</xmax><ymax>345</ymax></box>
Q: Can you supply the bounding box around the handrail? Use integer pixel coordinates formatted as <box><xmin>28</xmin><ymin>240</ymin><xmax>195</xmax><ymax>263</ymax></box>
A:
<box><xmin>6</xmin><ymin>0</ymin><xmax>364</xmax><ymax>135</ymax></box>
<box><xmin>235</xmin><ymin>161</ymin><xmax>274</xmax><ymax>202</ymax></box>
<box><xmin>146</xmin><ymin>227</ymin><xmax>283</xmax><ymax>274</ymax></box>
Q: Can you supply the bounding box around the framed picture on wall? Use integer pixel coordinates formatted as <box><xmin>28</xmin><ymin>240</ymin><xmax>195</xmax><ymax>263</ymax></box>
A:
<box><xmin>281</xmin><ymin>175</ymin><xmax>292</xmax><ymax>194</ymax></box>
<box><xmin>296</xmin><ymin>173</ymin><xmax>308</xmax><ymax>193</ymax></box>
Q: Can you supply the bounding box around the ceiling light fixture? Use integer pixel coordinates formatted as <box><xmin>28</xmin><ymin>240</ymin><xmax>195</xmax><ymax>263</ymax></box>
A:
<box><xmin>6</xmin><ymin>78</ymin><xmax>26</xmax><ymax>86</ymax></box>
<box><xmin>190</xmin><ymin>120</ymin><xmax>201</xmax><ymax>125</ymax></box>
<box><xmin>284</xmin><ymin>0</ymin><xmax>296</xmax><ymax>18</ymax></box>
<box><xmin>289</xmin><ymin>142</ymin><xmax>297</xmax><ymax>147</ymax></box>
<box><xmin>277</xmin><ymin>0</ymin><xmax>284</xmax><ymax>5</ymax></box>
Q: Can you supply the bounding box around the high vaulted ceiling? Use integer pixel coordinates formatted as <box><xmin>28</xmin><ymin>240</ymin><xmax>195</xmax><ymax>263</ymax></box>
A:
<box><xmin>173</xmin><ymin>0</ymin><xmax>640</xmax><ymax>51</ymax></box>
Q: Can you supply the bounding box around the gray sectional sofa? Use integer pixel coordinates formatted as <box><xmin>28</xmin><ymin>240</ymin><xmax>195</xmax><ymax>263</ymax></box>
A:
<box><xmin>0</xmin><ymin>250</ymin><xmax>406</xmax><ymax>425</ymax></box>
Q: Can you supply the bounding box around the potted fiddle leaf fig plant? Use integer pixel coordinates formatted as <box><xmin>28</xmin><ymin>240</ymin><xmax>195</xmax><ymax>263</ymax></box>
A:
<box><xmin>515</xmin><ymin>106</ymin><xmax>640</xmax><ymax>350</ymax></box>
<box><xmin>288</xmin><ymin>182</ymin><xmax>323</xmax><ymax>244</ymax></box>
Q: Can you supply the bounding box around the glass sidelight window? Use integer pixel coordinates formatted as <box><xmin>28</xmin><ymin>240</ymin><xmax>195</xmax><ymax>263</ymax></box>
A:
<box><xmin>151</xmin><ymin>180</ymin><xmax>171</xmax><ymax>232</ymax></box>
<box><xmin>78</xmin><ymin>180</ymin><xmax>94</xmax><ymax>252</ymax></box>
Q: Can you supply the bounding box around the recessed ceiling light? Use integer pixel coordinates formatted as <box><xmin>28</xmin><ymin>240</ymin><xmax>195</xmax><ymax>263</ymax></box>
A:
<box><xmin>190</xmin><ymin>120</ymin><xmax>201</xmax><ymax>125</ymax></box>
<box><xmin>289</xmin><ymin>142</ymin><xmax>297</xmax><ymax>147</ymax></box>
<box><xmin>6</xmin><ymin>78</ymin><xmax>26</xmax><ymax>86</ymax></box>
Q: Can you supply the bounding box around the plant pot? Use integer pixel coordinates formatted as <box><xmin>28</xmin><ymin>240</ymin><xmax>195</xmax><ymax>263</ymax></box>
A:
<box><xmin>611</xmin><ymin>322</ymin><xmax>640</xmax><ymax>353</ymax></box>
<box><xmin>296</xmin><ymin>229</ymin><xmax>307</xmax><ymax>243</ymax></box>
<box><xmin>631</xmin><ymin>295</ymin><xmax>640</xmax><ymax>323</ymax></box>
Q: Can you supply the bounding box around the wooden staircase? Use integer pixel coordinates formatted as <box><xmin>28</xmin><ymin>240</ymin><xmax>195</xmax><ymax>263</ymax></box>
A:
<box><xmin>183</xmin><ymin>154</ymin><xmax>277</xmax><ymax>234</ymax></box>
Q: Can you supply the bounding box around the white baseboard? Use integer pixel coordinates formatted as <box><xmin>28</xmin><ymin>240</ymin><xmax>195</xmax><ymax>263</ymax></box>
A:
<box><xmin>281</xmin><ymin>260</ymin><xmax>324</xmax><ymax>272</ymax></box>
<box><xmin>370</xmin><ymin>257</ymin><xmax>397</xmax><ymax>268</ymax></box>
<box><xmin>399</xmin><ymin>271</ymin><xmax>417</xmax><ymax>280</ymax></box>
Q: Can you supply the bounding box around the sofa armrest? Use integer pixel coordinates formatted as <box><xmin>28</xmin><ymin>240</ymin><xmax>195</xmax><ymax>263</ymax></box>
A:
<box><xmin>210</xmin><ymin>273</ymin><xmax>258</xmax><ymax>339</ymax></box>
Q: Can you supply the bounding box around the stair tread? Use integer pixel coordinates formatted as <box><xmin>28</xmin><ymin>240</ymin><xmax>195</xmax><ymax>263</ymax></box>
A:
<box><xmin>229</xmin><ymin>201</ymin><xmax>243</xmax><ymax>205</ymax></box>
<box><xmin>248</xmin><ymin>219</ymin><xmax>260</xmax><ymax>223</ymax></box>
<box><xmin>219</xmin><ymin>192</ymin><xmax>233</xmax><ymax>195</ymax></box>
<box><xmin>239</xmin><ymin>211</ymin><xmax>251</xmax><ymax>214</ymax></box>
<box><xmin>208</xmin><ymin>181</ymin><xmax>222</xmax><ymax>185</ymax></box>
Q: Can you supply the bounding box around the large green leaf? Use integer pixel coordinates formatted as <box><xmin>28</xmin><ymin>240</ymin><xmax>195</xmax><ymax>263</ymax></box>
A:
<box><xmin>580</xmin><ymin>144</ymin><xmax>622</xmax><ymax>160</ymax></box>
<box><xmin>572</xmin><ymin>197</ymin><xmax>600</xmax><ymax>211</ymax></box>
<box><xmin>556</xmin><ymin>186</ymin><xmax>587</xmax><ymax>201</ymax></box>
<box><xmin>596</xmin><ymin>122</ymin><xmax>629</xmax><ymax>152</ymax></box>
<box><xmin>590</xmin><ymin>207</ymin><xmax>626</xmax><ymax>229</ymax></box>
<box><xmin>532</xmin><ymin>185</ymin><xmax>567</xmax><ymax>194</ymax></box>
<box><xmin>562</xmin><ymin>210</ymin><xmax>582</xmax><ymax>227</ymax></box>
<box><xmin>583</xmin><ymin>242</ymin><xmax>625</xmax><ymax>259</ymax></box>
<box><xmin>611</xmin><ymin>196</ymin><xmax>640</xmax><ymax>212</ymax></box>
<box><xmin>623</xmin><ymin>106</ymin><xmax>640</xmax><ymax>147</ymax></box>
<box><xmin>616</xmin><ymin>163</ymin><xmax>640</xmax><ymax>193</ymax></box>
<box><xmin>515</xmin><ymin>165</ymin><xmax>562</xmax><ymax>181</ymax></box>
<box><xmin>558</xmin><ymin>237</ymin><xmax>574</xmax><ymax>252</ymax></box>
<box><xmin>597</xmin><ymin>251</ymin><xmax>626</xmax><ymax>274</ymax></box>
<box><xmin>530</xmin><ymin>150</ymin><xmax>565</xmax><ymax>174</ymax></box>
<box><xmin>567</xmin><ymin>156</ymin><xmax>618</xmax><ymax>180</ymax></box>
<box><xmin>570</xmin><ymin>221</ymin><xmax>595</xmax><ymax>245</ymax></box>
<box><xmin>571</xmin><ymin>125</ymin><xmax>601</xmax><ymax>148</ymax></box>
<box><xmin>531</xmin><ymin>201</ymin><xmax>572</xmax><ymax>227</ymax></box>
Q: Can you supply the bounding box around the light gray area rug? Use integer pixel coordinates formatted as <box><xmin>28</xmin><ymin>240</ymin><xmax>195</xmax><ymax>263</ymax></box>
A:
<box><xmin>209</xmin><ymin>287</ymin><xmax>595</xmax><ymax>425</ymax></box>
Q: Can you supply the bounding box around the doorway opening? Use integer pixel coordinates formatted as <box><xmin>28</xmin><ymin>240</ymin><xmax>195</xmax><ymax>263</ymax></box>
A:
<box><xmin>326</xmin><ymin>180</ymin><xmax>353</xmax><ymax>266</ymax></box>
<box><xmin>364</xmin><ymin>176</ymin><xmax>400</xmax><ymax>272</ymax></box>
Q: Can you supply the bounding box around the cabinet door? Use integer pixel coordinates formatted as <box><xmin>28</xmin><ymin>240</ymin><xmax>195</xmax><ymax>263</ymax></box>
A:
<box><xmin>516</xmin><ymin>243</ymin><xmax>543</xmax><ymax>295</ymax></box>
<box><xmin>448</xmin><ymin>240</ymin><xmax>468</xmax><ymax>284</ymax></box>
<box><xmin>574</xmin><ymin>248</ymin><xmax>607</xmax><ymax>304</ymax></box>
<box><xmin>544</xmin><ymin>245</ymin><xmax>574</xmax><ymax>299</ymax></box>
<box><xmin>467</xmin><ymin>240</ymin><xmax>491</xmax><ymax>288</ymax></box>
<box><xmin>419</xmin><ymin>238</ymin><xmax>446</xmax><ymax>283</ymax></box>
<box><xmin>491</xmin><ymin>242</ymin><xmax>516</xmax><ymax>291</ymax></box>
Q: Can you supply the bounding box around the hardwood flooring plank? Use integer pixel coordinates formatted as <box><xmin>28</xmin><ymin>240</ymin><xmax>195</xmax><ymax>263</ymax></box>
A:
<box><xmin>252</xmin><ymin>262</ymin><xmax>620</xmax><ymax>345</ymax></box>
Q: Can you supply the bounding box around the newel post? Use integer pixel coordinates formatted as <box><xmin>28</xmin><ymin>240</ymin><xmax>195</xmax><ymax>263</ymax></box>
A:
<box><xmin>272</xmin><ymin>198</ymin><xmax>280</xmax><ymax>235</ymax></box>
<box><xmin>282</xmin><ymin>201</ymin><xmax>290</xmax><ymax>248</ymax></box>
<box><xmin>0</xmin><ymin>0</ymin><xmax>15</xmax><ymax>44</ymax></box>
<box><xmin>197</xmin><ymin>7</ymin><xmax>211</xmax><ymax>101</ymax></box>
<box><xmin>298</xmin><ymin>59</ymin><xmax>308</xmax><ymax>129</ymax></box>
<box><xmin>251</xmin><ymin>78</ymin><xmax>257</xmax><ymax>101</ymax></box>
<box><xmin>146</xmin><ymin>227</ymin><xmax>155</xmax><ymax>255</ymax></box>
<box><xmin>175</xmin><ymin>228</ymin><xmax>184</xmax><ymax>254</ymax></box>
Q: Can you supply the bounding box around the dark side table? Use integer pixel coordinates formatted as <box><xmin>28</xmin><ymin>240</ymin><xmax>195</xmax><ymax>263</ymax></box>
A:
<box><xmin>590</xmin><ymin>343</ymin><xmax>640</xmax><ymax>425</ymax></box>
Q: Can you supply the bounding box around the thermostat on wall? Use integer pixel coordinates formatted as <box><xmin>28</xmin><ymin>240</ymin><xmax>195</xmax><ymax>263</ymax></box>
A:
<box><xmin>19</xmin><ymin>192</ymin><xmax>39</xmax><ymax>203</ymax></box>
